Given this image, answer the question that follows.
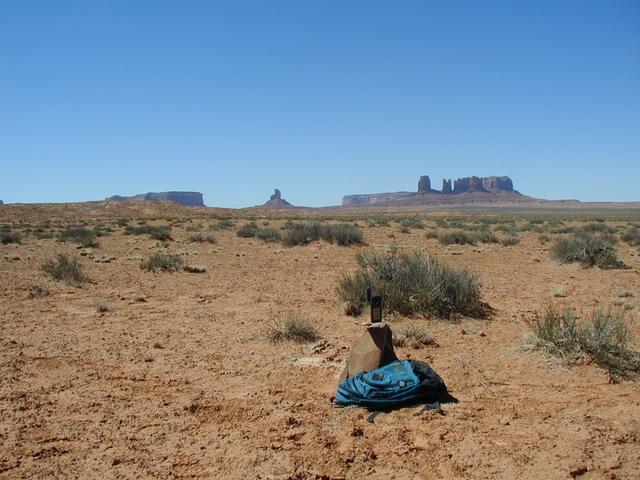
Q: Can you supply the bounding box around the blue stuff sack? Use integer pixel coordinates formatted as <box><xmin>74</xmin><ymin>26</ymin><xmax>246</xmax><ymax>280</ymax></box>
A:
<box><xmin>334</xmin><ymin>359</ymin><xmax>452</xmax><ymax>409</ymax></box>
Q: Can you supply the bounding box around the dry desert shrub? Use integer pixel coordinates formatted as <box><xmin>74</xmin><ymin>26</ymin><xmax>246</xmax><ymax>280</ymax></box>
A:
<box><xmin>188</xmin><ymin>233</ymin><xmax>216</xmax><ymax>244</ymax></box>
<box><xmin>550</xmin><ymin>232</ymin><xmax>626</xmax><ymax>269</ymax></box>
<box><xmin>256</xmin><ymin>228</ymin><xmax>281</xmax><ymax>243</ymax></box>
<box><xmin>621</xmin><ymin>226</ymin><xmax>640</xmax><ymax>246</ymax></box>
<box><xmin>236</xmin><ymin>222</ymin><xmax>259</xmax><ymax>238</ymax></box>
<box><xmin>58</xmin><ymin>226</ymin><xmax>99</xmax><ymax>248</ymax></box>
<box><xmin>0</xmin><ymin>232</ymin><xmax>21</xmax><ymax>244</ymax></box>
<box><xmin>140</xmin><ymin>253</ymin><xmax>184</xmax><ymax>272</ymax></box>
<box><xmin>42</xmin><ymin>253</ymin><xmax>89</xmax><ymax>286</ymax></box>
<box><xmin>393</xmin><ymin>324</ymin><xmax>436</xmax><ymax>349</ymax></box>
<box><xmin>264</xmin><ymin>312</ymin><xmax>320</xmax><ymax>344</ymax></box>
<box><xmin>281</xmin><ymin>222</ymin><xmax>362</xmax><ymax>247</ymax></box>
<box><xmin>526</xmin><ymin>305</ymin><xmax>639</xmax><ymax>380</ymax></box>
<box><xmin>338</xmin><ymin>247</ymin><xmax>483</xmax><ymax>318</ymax></box>
<box><xmin>500</xmin><ymin>236</ymin><xmax>520</xmax><ymax>246</ymax></box>
<box><xmin>438</xmin><ymin>230</ymin><xmax>476</xmax><ymax>246</ymax></box>
<box><xmin>125</xmin><ymin>224</ymin><xmax>172</xmax><ymax>241</ymax></box>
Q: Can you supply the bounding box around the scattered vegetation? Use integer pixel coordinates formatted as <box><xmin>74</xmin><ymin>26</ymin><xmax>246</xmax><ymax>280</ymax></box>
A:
<box><xmin>550</xmin><ymin>232</ymin><xmax>626</xmax><ymax>269</ymax></box>
<box><xmin>393</xmin><ymin>324</ymin><xmax>436</xmax><ymax>349</ymax></box>
<box><xmin>264</xmin><ymin>312</ymin><xmax>320</xmax><ymax>344</ymax></box>
<box><xmin>42</xmin><ymin>254</ymin><xmax>89</xmax><ymax>286</ymax></box>
<box><xmin>140</xmin><ymin>253</ymin><xmax>184</xmax><ymax>272</ymax></box>
<box><xmin>438</xmin><ymin>231</ymin><xmax>476</xmax><ymax>246</ymax></box>
<box><xmin>400</xmin><ymin>217</ymin><xmax>425</xmax><ymax>230</ymax></box>
<box><xmin>188</xmin><ymin>233</ymin><xmax>216</xmax><ymax>244</ymax></box>
<box><xmin>125</xmin><ymin>224</ymin><xmax>173</xmax><ymax>241</ymax></box>
<box><xmin>281</xmin><ymin>222</ymin><xmax>363</xmax><ymax>247</ymax></box>
<box><xmin>214</xmin><ymin>219</ymin><xmax>235</xmax><ymax>230</ymax></box>
<box><xmin>500</xmin><ymin>236</ymin><xmax>520</xmax><ymax>246</ymax></box>
<box><xmin>0</xmin><ymin>232</ymin><xmax>21</xmax><ymax>244</ymax></box>
<box><xmin>237</xmin><ymin>222</ymin><xmax>259</xmax><ymax>238</ymax></box>
<box><xmin>337</xmin><ymin>247</ymin><xmax>484</xmax><ymax>318</ymax></box>
<box><xmin>58</xmin><ymin>226</ymin><xmax>99</xmax><ymax>248</ymax></box>
<box><xmin>621</xmin><ymin>226</ymin><xmax>640</xmax><ymax>246</ymax></box>
<box><xmin>526</xmin><ymin>305</ymin><xmax>639</xmax><ymax>380</ymax></box>
<box><xmin>256</xmin><ymin>228</ymin><xmax>282</xmax><ymax>243</ymax></box>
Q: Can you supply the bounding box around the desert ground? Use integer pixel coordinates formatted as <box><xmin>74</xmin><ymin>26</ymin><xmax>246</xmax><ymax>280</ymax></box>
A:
<box><xmin>1</xmin><ymin>202</ymin><xmax>639</xmax><ymax>480</ymax></box>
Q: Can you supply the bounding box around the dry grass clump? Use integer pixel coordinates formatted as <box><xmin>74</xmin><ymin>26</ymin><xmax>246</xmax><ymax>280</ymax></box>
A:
<box><xmin>256</xmin><ymin>228</ymin><xmax>281</xmax><ymax>243</ymax></box>
<box><xmin>59</xmin><ymin>226</ymin><xmax>99</xmax><ymax>248</ymax></box>
<box><xmin>264</xmin><ymin>312</ymin><xmax>320</xmax><ymax>344</ymax></box>
<box><xmin>42</xmin><ymin>253</ymin><xmax>89</xmax><ymax>286</ymax></box>
<box><xmin>213</xmin><ymin>219</ymin><xmax>235</xmax><ymax>230</ymax></box>
<box><xmin>551</xmin><ymin>232</ymin><xmax>626</xmax><ymax>269</ymax></box>
<box><xmin>337</xmin><ymin>248</ymin><xmax>484</xmax><ymax>318</ymax></box>
<box><xmin>188</xmin><ymin>233</ymin><xmax>216</xmax><ymax>244</ymax></box>
<box><xmin>140</xmin><ymin>253</ymin><xmax>184</xmax><ymax>272</ymax></box>
<box><xmin>621</xmin><ymin>226</ymin><xmax>640</xmax><ymax>246</ymax></box>
<box><xmin>1</xmin><ymin>232</ymin><xmax>21</xmax><ymax>244</ymax></box>
<box><xmin>236</xmin><ymin>222</ymin><xmax>259</xmax><ymax>238</ymax></box>
<box><xmin>400</xmin><ymin>217</ymin><xmax>425</xmax><ymax>230</ymax></box>
<box><xmin>473</xmin><ymin>228</ymin><xmax>499</xmax><ymax>244</ymax></box>
<box><xmin>393</xmin><ymin>324</ymin><xmax>436</xmax><ymax>349</ymax></box>
<box><xmin>526</xmin><ymin>305</ymin><xmax>639</xmax><ymax>380</ymax></box>
<box><xmin>500</xmin><ymin>236</ymin><xmax>520</xmax><ymax>246</ymax></box>
<box><xmin>438</xmin><ymin>231</ymin><xmax>476</xmax><ymax>246</ymax></box>
<box><xmin>125</xmin><ymin>224</ymin><xmax>172</xmax><ymax>241</ymax></box>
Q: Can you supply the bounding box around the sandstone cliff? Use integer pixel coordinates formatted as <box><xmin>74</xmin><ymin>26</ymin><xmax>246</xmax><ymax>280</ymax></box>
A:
<box><xmin>106</xmin><ymin>191</ymin><xmax>205</xmax><ymax>207</ymax></box>
<box><xmin>262</xmin><ymin>189</ymin><xmax>294</xmax><ymax>208</ymax></box>
<box><xmin>342</xmin><ymin>174</ymin><xmax>523</xmax><ymax>206</ymax></box>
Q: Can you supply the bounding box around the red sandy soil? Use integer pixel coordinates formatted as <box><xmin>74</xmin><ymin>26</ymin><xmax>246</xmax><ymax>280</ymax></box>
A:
<box><xmin>1</xmin><ymin>203</ymin><xmax>639</xmax><ymax>479</ymax></box>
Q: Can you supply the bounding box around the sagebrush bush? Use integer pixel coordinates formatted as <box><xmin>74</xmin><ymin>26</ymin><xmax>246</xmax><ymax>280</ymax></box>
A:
<box><xmin>400</xmin><ymin>217</ymin><xmax>425</xmax><ymax>230</ymax></box>
<box><xmin>59</xmin><ymin>226</ymin><xmax>99</xmax><ymax>248</ymax></box>
<box><xmin>424</xmin><ymin>230</ymin><xmax>439</xmax><ymax>239</ymax></box>
<box><xmin>321</xmin><ymin>223</ymin><xmax>363</xmax><ymax>246</ymax></box>
<box><xmin>125</xmin><ymin>224</ymin><xmax>172</xmax><ymax>241</ymax></box>
<box><xmin>264</xmin><ymin>312</ymin><xmax>320</xmax><ymax>344</ymax></box>
<box><xmin>214</xmin><ymin>219</ymin><xmax>234</xmax><ymax>230</ymax></box>
<box><xmin>42</xmin><ymin>254</ymin><xmax>88</xmax><ymax>286</ymax></box>
<box><xmin>551</xmin><ymin>232</ymin><xmax>626</xmax><ymax>269</ymax></box>
<box><xmin>500</xmin><ymin>236</ymin><xmax>520</xmax><ymax>246</ymax></box>
<box><xmin>526</xmin><ymin>305</ymin><xmax>639</xmax><ymax>380</ymax></box>
<box><xmin>337</xmin><ymin>248</ymin><xmax>484</xmax><ymax>318</ymax></box>
<box><xmin>281</xmin><ymin>222</ymin><xmax>362</xmax><ymax>246</ymax></box>
<box><xmin>256</xmin><ymin>228</ymin><xmax>281</xmax><ymax>243</ymax></box>
<box><xmin>621</xmin><ymin>227</ymin><xmax>640</xmax><ymax>246</ymax></box>
<box><xmin>140</xmin><ymin>253</ymin><xmax>184</xmax><ymax>272</ymax></box>
<box><xmin>236</xmin><ymin>222</ymin><xmax>259</xmax><ymax>238</ymax></box>
<box><xmin>0</xmin><ymin>232</ymin><xmax>21</xmax><ymax>244</ymax></box>
<box><xmin>580</xmin><ymin>223</ymin><xmax>615</xmax><ymax>234</ymax></box>
<box><xmin>188</xmin><ymin>233</ymin><xmax>216</xmax><ymax>244</ymax></box>
<box><xmin>473</xmin><ymin>229</ymin><xmax>499</xmax><ymax>244</ymax></box>
<box><xmin>438</xmin><ymin>231</ymin><xmax>476</xmax><ymax>246</ymax></box>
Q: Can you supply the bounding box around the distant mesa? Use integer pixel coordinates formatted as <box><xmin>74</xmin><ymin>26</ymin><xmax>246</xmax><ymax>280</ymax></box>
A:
<box><xmin>106</xmin><ymin>191</ymin><xmax>204</xmax><ymax>207</ymax></box>
<box><xmin>0</xmin><ymin>200</ymin><xmax>3</xmax><ymax>205</ymax></box>
<box><xmin>342</xmin><ymin>175</ymin><xmax>525</xmax><ymax>206</ymax></box>
<box><xmin>262</xmin><ymin>188</ymin><xmax>294</xmax><ymax>208</ymax></box>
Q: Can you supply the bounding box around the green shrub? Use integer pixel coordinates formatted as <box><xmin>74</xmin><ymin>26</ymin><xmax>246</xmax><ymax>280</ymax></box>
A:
<box><xmin>526</xmin><ymin>305</ymin><xmax>639</xmax><ymax>380</ymax></box>
<box><xmin>0</xmin><ymin>232</ymin><xmax>21</xmax><ymax>244</ymax></box>
<box><xmin>42</xmin><ymin>254</ymin><xmax>88</xmax><ymax>286</ymax></box>
<box><xmin>538</xmin><ymin>234</ymin><xmax>550</xmax><ymax>244</ymax></box>
<box><xmin>124</xmin><ymin>224</ymin><xmax>172</xmax><ymax>241</ymax></box>
<box><xmin>140</xmin><ymin>253</ymin><xmax>184</xmax><ymax>272</ymax></box>
<box><xmin>494</xmin><ymin>224</ymin><xmax>517</xmax><ymax>235</ymax></box>
<box><xmin>551</xmin><ymin>232</ymin><xmax>626</xmax><ymax>269</ymax></box>
<box><xmin>621</xmin><ymin>227</ymin><xmax>640</xmax><ymax>246</ymax></box>
<box><xmin>264</xmin><ymin>312</ymin><xmax>320</xmax><ymax>344</ymax></box>
<box><xmin>59</xmin><ymin>226</ymin><xmax>99</xmax><ymax>248</ymax></box>
<box><xmin>256</xmin><ymin>228</ymin><xmax>281</xmax><ymax>243</ymax></box>
<box><xmin>236</xmin><ymin>222</ymin><xmax>259</xmax><ymax>238</ymax></box>
<box><xmin>337</xmin><ymin>248</ymin><xmax>484</xmax><ymax>318</ymax></box>
<box><xmin>438</xmin><ymin>231</ymin><xmax>476</xmax><ymax>246</ymax></box>
<box><xmin>188</xmin><ymin>233</ymin><xmax>216</xmax><ymax>244</ymax></box>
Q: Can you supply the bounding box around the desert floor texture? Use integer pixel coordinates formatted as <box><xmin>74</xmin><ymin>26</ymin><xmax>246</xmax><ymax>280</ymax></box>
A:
<box><xmin>1</xmin><ymin>203</ymin><xmax>639</xmax><ymax>480</ymax></box>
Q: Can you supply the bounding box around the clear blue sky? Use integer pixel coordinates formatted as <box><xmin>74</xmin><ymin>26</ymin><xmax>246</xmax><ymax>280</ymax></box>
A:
<box><xmin>1</xmin><ymin>1</ymin><xmax>638</xmax><ymax>207</ymax></box>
